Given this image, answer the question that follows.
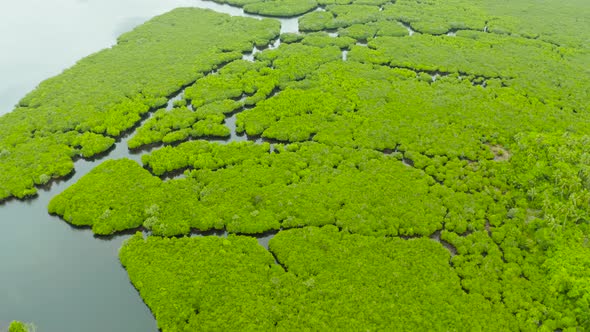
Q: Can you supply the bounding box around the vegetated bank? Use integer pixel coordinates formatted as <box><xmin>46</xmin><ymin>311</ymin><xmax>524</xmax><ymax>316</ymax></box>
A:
<box><xmin>0</xmin><ymin>8</ymin><xmax>279</xmax><ymax>200</ymax></box>
<box><xmin>3</xmin><ymin>0</ymin><xmax>590</xmax><ymax>330</ymax></box>
<box><xmin>4</xmin><ymin>321</ymin><xmax>33</xmax><ymax>332</ymax></box>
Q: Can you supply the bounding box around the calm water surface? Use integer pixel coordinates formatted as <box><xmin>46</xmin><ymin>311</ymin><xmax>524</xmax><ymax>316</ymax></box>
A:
<box><xmin>0</xmin><ymin>1</ymin><xmax>297</xmax><ymax>331</ymax></box>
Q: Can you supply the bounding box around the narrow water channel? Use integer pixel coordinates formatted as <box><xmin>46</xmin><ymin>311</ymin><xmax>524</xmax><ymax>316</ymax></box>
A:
<box><xmin>0</xmin><ymin>1</ymin><xmax>299</xmax><ymax>331</ymax></box>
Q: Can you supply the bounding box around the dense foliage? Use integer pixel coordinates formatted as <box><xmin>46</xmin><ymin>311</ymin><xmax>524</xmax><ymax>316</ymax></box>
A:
<box><xmin>2</xmin><ymin>0</ymin><xmax>588</xmax><ymax>330</ymax></box>
<box><xmin>211</xmin><ymin>0</ymin><xmax>318</xmax><ymax>17</ymax></box>
<box><xmin>51</xmin><ymin>142</ymin><xmax>455</xmax><ymax>236</ymax></box>
<box><xmin>295</xmin><ymin>0</ymin><xmax>590</xmax><ymax>47</ymax></box>
<box><xmin>381</xmin><ymin>0</ymin><xmax>590</xmax><ymax>47</ymax></box>
<box><xmin>0</xmin><ymin>8</ymin><xmax>279</xmax><ymax>200</ymax></box>
<box><xmin>350</xmin><ymin>33</ymin><xmax>588</xmax><ymax>113</ymax></box>
<box><xmin>6</xmin><ymin>321</ymin><xmax>31</xmax><ymax>332</ymax></box>
<box><xmin>120</xmin><ymin>226</ymin><xmax>517</xmax><ymax>331</ymax></box>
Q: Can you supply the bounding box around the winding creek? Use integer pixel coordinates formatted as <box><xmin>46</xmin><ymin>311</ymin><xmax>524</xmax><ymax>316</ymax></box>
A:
<box><xmin>0</xmin><ymin>1</ymin><xmax>298</xmax><ymax>331</ymax></box>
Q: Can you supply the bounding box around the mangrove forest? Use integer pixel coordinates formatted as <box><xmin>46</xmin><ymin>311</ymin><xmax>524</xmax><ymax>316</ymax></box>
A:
<box><xmin>1</xmin><ymin>0</ymin><xmax>590</xmax><ymax>330</ymax></box>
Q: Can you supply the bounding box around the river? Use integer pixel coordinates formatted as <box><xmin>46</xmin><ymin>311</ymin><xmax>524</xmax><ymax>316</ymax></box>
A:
<box><xmin>0</xmin><ymin>1</ymin><xmax>298</xmax><ymax>331</ymax></box>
